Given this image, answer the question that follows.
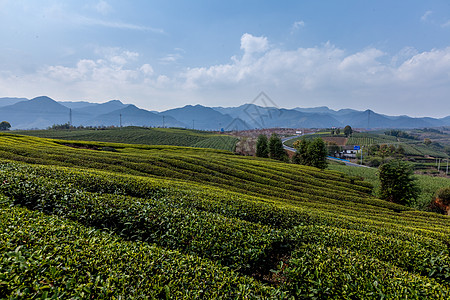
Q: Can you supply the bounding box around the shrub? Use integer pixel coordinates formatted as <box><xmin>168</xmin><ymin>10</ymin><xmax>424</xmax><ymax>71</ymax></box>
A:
<box><xmin>429</xmin><ymin>187</ymin><xmax>450</xmax><ymax>215</ymax></box>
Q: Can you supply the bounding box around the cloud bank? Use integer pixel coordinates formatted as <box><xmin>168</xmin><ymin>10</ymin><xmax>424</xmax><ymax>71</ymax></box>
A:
<box><xmin>2</xmin><ymin>34</ymin><xmax>450</xmax><ymax>117</ymax></box>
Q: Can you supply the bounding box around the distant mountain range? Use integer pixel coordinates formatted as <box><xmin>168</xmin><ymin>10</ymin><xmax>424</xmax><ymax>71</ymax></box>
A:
<box><xmin>0</xmin><ymin>96</ymin><xmax>449</xmax><ymax>130</ymax></box>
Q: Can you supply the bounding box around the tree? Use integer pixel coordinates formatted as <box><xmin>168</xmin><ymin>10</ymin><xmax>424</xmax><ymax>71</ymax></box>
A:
<box><xmin>424</xmin><ymin>138</ymin><xmax>432</xmax><ymax>146</ymax></box>
<box><xmin>255</xmin><ymin>134</ymin><xmax>269</xmax><ymax>158</ymax></box>
<box><xmin>292</xmin><ymin>139</ymin><xmax>309</xmax><ymax>165</ymax></box>
<box><xmin>308</xmin><ymin>138</ymin><xmax>328</xmax><ymax>169</ymax></box>
<box><xmin>445</xmin><ymin>146</ymin><xmax>450</xmax><ymax>156</ymax></box>
<box><xmin>0</xmin><ymin>121</ymin><xmax>11</xmax><ymax>131</ymax></box>
<box><xmin>293</xmin><ymin>138</ymin><xmax>328</xmax><ymax>169</ymax></box>
<box><xmin>335</xmin><ymin>128</ymin><xmax>341</xmax><ymax>135</ymax></box>
<box><xmin>268</xmin><ymin>133</ymin><xmax>288</xmax><ymax>162</ymax></box>
<box><xmin>378</xmin><ymin>144</ymin><xmax>390</xmax><ymax>158</ymax></box>
<box><xmin>326</xmin><ymin>142</ymin><xmax>340</xmax><ymax>157</ymax></box>
<box><xmin>396</xmin><ymin>145</ymin><xmax>405</xmax><ymax>155</ymax></box>
<box><xmin>343</xmin><ymin>125</ymin><xmax>353</xmax><ymax>137</ymax></box>
<box><xmin>379</xmin><ymin>160</ymin><xmax>419</xmax><ymax>205</ymax></box>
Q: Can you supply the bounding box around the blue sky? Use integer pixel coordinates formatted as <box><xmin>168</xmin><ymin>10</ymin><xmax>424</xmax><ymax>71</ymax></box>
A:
<box><xmin>1</xmin><ymin>0</ymin><xmax>450</xmax><ymax>117</ymax></box>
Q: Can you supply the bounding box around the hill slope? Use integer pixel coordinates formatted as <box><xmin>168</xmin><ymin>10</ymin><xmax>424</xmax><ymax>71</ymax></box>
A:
<box><xmin>13</xmin><ymin>127</ymin><xmax>239</xmax><ymax>152</ymax></box>
<box><xmin>0</xmin><ymin>96</ymin><xmax>70</xmax><ymax>129</ymax></box>
<box><xmin>161</xmin><ymin>104</ymin><xmax>249</xmax><ymax>131</ymax></box>
<box><xmin>87</xmin><ymin>105</ymin><xmax>185</xmax><ymax>128</ymax></box>
<box><xmin>0</xmin><ymin>133</ymin><xmax>449</xmax><ymax>298</ymax></box>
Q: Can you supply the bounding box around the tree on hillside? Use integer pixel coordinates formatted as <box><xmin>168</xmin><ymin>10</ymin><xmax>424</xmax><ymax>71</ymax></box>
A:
<box><xmin>308</xmin><ymin>138</ymin><xmax>329</xmax><ymax>169</ymax></box>
<box><xmin>445</xmin><ymin>146</ymin><xmax>450</xmax><ymax>156</ymax></box>
<box><xmin>0</xmin><ymin>121</ymin><xmax>11</xmax><ymax>131</ymax></box>
<box><xmin>379</xmin><ymin>160</ymin><xmax>419</xmax><ymax>206</ymax></box>
<box><xmin>292</xmin><ymin>138</ymin><xmax>328</xmax><ymax>169</ymax></box>
<box><xmin>292</xmin><ymin>139</ymin><xmax>309</xmax><ymax>165</ymax></box>
<box><xmin>256</xmin><ymin>134</ymin><xmax>269</xmax><ymax>158</ymax></box>
<box><xmin>327</xmin><ymin>142</ymin><xmax>341</xmax><ymax>157</ymax></box>
<box><xmin>396</xmin><ymin>145</ymin><xmax>405</xmax><ymax>156</ymax></box>
<box><xmin>268</xmin><ymin>133</ymin><xmax>288</xmax><ymax>162</ymax></box>
<box><xmin>344</xmin><ymin>125</ymin><xmax>353</xmax><ymax>137</ymax></box>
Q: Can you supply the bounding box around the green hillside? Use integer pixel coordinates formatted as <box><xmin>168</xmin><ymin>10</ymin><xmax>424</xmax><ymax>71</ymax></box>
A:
<box><xmin>13</xmin><ymin>126</ymin><xmax>238</xmax><ymax>152</ymax></box>
<box><xmin>328</xmin><ymin>163</ymin><xmax>450</xmax><ymax>210</ymax></box>
<box><xmin>1</xmin><ymin>132</ymin><xmax>449</xmax><ymax>298</ymax></box>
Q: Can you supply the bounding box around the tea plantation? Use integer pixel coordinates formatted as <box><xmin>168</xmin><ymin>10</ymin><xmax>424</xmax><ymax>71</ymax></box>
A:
<box><xmin>13</xmin><ymin>126</ymin><xmax>239</xmax><ymax>152</ymax></box>
<box><xmin>0</xmin><ymin>132</ymin><xmax>449</xmax><ymax>299</ymax></box>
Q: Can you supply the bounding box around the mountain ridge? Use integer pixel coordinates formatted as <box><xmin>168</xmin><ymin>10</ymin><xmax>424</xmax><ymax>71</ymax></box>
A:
<box><xmin>1</xmin><ymin>96</ymin><xmax>449</xmax><ymax>130</ymax></box>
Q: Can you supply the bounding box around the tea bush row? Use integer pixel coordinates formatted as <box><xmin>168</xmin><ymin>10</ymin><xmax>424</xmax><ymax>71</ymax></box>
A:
<box><xmin>287</xmin><ymin>225</ymin><xmax>450</xmax><ymax>286</ymax></box>
<box><xmin>0</xmin><ymin>205</ymin><xmax>284</xmax><ymax>299</ymax></box>
<box><xmin>284</xmin><ymin>244</ymin><xmax>449</xmax><ymax>299</ymax></box>
<box><xmin>0</xmin><ymin>168</ymin><xmax>283</xmax><ymax>272</ymax></box>
<box><xmin>1</xmin><ymin>162</ymin><xmax>448</xmax><ymax>245</ymax></box>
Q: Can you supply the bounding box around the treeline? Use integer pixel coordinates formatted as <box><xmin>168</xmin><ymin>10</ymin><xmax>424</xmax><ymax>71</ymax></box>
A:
<box><xmin>50</xmin><ymin>123</ymin><xmax>117</xmax><ymax>130</ymax></box>
<box><xmin>256</xmin><ymin>133</ymin><xmax>328</xmax><ymax>169</ymax></box>
<box><xmin>384</xmin><ymin>130</ymin><xmax>417</xmax><ymax>140</ymax></box>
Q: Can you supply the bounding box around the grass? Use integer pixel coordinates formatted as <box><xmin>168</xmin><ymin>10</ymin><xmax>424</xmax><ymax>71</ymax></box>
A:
<box><xmin>1</xmin><ymin>132</ymin><xmax>449</xmax><ymax>298</ymax></box>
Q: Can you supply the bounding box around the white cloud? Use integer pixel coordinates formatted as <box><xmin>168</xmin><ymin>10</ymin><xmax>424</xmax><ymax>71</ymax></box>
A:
<box><xmin>292</xmin><ymin>20</ymin><xmax>305</xmax><ymax>30</ymax></box>
<box><xmin>42</xmin><ymin>4</ymin><xmax>164</xmax><ymax>33</ymax></box>
<box><xmin>339</xmin><ymin>48</ymin><xmax>386</xmax><ymax>75</ymax></box>
<box><xmin>95</xmin><ymin>0</ymin><xmax>112</xmax><ymax>15</ymax></box>
<box><xmin>179</xmin><ymin>35</ymin><xmax>450</xmax><ymax>116</ymax></box>
<box><xmin>140</xmin><ymin>64</ymin><xmax>154</xmax><ymax>75</ymax></box>
<box><xmin>240</xmin><ymin>33</ymin><xmax>269</xmax><ymax>54</ymax></box>
<box><xmin>391</xmin><ymin>46</ymin><xmax>419</xmax><ymax>66</ymax></box>
<box><xmin>159</xmin><ymin>53</ymin><xmax>182</xmax><ymax>64</ymax></box>
<box><xmin>75</xmin><ymin>15</ymin><xmax>164</xmax><ymax>33</ymax></box>
<box><xmin>395</xmin><ymin>47</ymin><xmax>450</xmax><ymax>83</ymax></box>
<box><xmin>421</xmin><ymin>10</ymin><xmax>432</xmax><ymax>22</ymax></box>
<box><xmin>1</xmin><ymin>35</ymin><xmax>450</xmax><ymax>117</ymax></box>
<box><xmin>94</xmin><ymin>48</ymin><xmax>139</xmax><ymax>66</ymax></box>
<box><xmin>442</xmin><ymin>20</ymin><xmax>450</xmax><ymax>28</ymax></box>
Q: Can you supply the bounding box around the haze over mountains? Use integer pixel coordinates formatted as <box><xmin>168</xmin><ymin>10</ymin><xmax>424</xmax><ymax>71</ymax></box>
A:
<box><xmin>1</xmin><ymin>96</ymin><xmax>449</xmax><ymax>130</ymax></box>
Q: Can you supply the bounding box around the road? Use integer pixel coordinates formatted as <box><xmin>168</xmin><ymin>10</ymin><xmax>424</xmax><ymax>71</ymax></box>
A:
<box><xmin>282</xmin><ymin>134</ymin><xmax>369</xmax><ymax>167</ymax></box>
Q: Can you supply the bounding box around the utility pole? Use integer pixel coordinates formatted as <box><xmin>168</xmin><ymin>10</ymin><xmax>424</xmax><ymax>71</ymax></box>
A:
<box><xmin>360</xmin><ymin>146</ymin><xmax>363</xmax><ymax>165</ymax></box>
<box><xmin>446</xmin><ymin>159</ymin><xmax>449</xmax><ymax>175</ymax></box>
<box><xmin>162</xmin><ymin>116</ymin><xmax>165</xmax><ymax>128</ymax></box>
<box><xmin>438</xmin><ymin>158</ymin><xmax>441</xmax><ymax>171</ymax></box>
<box><xmin>69</xmin><ymin>108</ymin><xmax>72</xmax><ymax>126</ymax></box>
<box><xmin>192</xmin><ymin>119</ymin><xmax>195</xmax><ymax>130</ymax></box>
<box><xmin>120</xmin><ymin>114</ymin><xmax>122</xmax><ymax>128</ymax></box>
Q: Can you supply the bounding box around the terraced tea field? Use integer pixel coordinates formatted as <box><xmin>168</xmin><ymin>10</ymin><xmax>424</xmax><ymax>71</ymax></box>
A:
<box><xmin>0</xmin><ymin>132</ymin><xmax>449</xmax><ymax>298</ymax></box>
<box><xmin>14</xmin><ymin>126</ymin><xmax>239</xmax><ymax>152</ymax></box>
